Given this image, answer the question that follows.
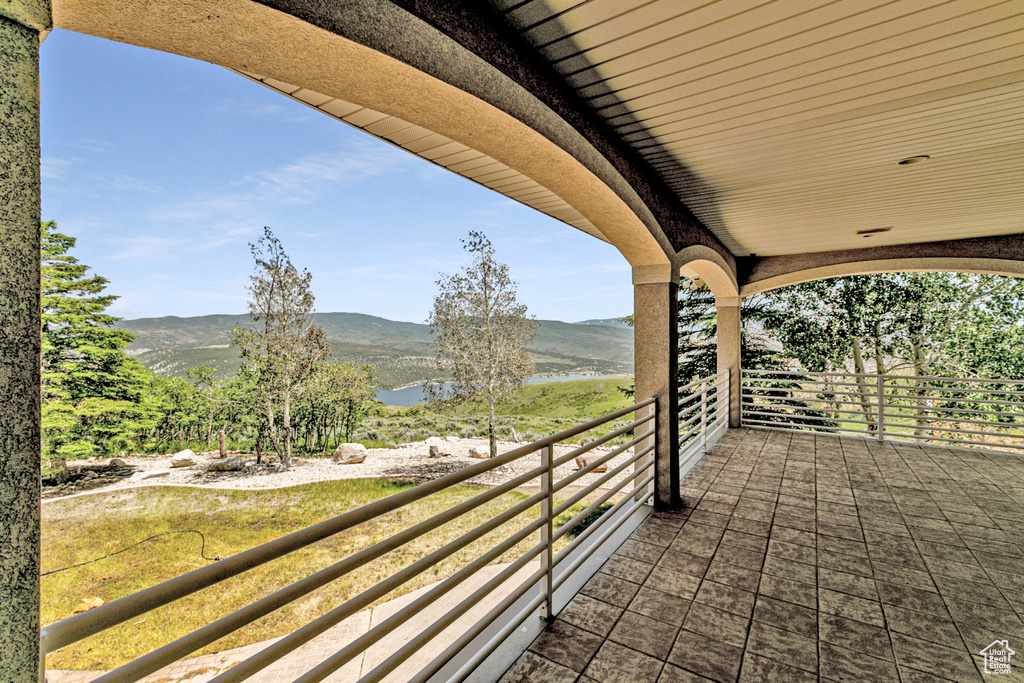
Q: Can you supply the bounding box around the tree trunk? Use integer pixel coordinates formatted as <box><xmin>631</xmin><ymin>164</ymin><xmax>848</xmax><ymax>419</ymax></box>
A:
<box><xmin>266</xmin><ymin>396</ymin><xmax>282</xmax><ymax>458</ymax></box>
<box><xmin>873</xmin><ymin>323</ymin><xmax>887</xmax><ymax>439</ymax></box>
<box><xmin>851</xmin><ymin>338</ymin><xmax>877</xmax><ymax>434</ymax></box>
<box><xmin>218</xmin><ymin>430</ymin><xmax>226</xmax><ymax>457</ymax></box>
<box><xmin>823</xmin><ymin>374</ymin><xmax>841</xmax><ymax>421</ymax></box>
<box><xmin>487</xmin><ymin>388</ymin><xmax>497</xmax><ymax>459</ymax></box>
<box><xmin>206</xmin><ymin>410</ymin><xmax>214</xmax><ymax>450</ymax></box>
<box><xmin>282</xmin><ymin>379</ymin><xmax>292</xmax><ymax>467</ymax></box>
<box><xmin>910</xmin><ymin>334</ymin><xmax>930</xmax><ymax>438</ymax></box>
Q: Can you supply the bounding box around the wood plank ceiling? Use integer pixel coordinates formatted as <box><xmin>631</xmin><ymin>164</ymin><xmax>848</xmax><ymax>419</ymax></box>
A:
<box><xmin>491</xmin><ymin>0</ymin><xmax>1024</xmax><ymax>256</ymax></box>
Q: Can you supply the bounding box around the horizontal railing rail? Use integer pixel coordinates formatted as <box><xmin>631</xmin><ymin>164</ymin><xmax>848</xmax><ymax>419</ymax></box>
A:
<box><xmin>742</xmin><ymin>369</ymin><xmax>1024</xmax><ymax>453</ymax></box>
<box><xmin>41</xmin><ymin>398</ymin><xmax>656</xmax><ymax>683</ymax></box>
<box><xmin>678</xmin><ymin>371</ymin><xmax>729</xmax><ymax>477</ymax></box>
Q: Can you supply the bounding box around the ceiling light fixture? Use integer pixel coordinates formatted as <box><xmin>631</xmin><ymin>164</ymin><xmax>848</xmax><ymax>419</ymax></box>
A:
<box><xmin>856</xmin><ymin>227</ymin><xmax>892</xmax><ymax>236</ymax></box>
<box><xmin>898</xmin><ymin>155</ymin><xmax>930</xmax><ymax>165</ymax></box>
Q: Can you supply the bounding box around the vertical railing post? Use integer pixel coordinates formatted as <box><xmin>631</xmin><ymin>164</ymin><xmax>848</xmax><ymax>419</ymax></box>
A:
<box><xmin>877</xmin><ymin>374</ymin><xmax>886</xmax><ymax>442</ymax></box>
<box><xmin>700</xmin><ymin>380</ymin><xmax>708</xmax><ymax>453</ymax></box>
<box><xmin>539</xmin><ymin>445</ymin><xmax>554</xmax><ymax>620</ymax></box>
<box><xmin>731</xmin><ymin>373</ymin><xmax>738</xmax><ymax>427</ymax></box>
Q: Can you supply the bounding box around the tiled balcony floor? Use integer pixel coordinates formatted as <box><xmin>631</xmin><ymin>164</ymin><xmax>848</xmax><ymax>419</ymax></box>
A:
<box><xmin>499</xmin><ymin>427</ymin><xmax>1024</xmax><ymax>682</ymax></box>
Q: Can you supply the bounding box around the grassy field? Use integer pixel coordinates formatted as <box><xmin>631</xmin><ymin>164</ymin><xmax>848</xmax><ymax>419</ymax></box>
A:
<box><xmin>451</xmin><ymin>376</ymin><xmax>634</xmax><ymax>420</ymax></box>
<box><xmin>354</xmin><ymin>376</ymin><xmax>636</xmax><ymax>449</ymax></box>
<box><xmin>42</xmin><ymin>480</ymin><xmax>597</xmax><ymax>670</ymax></box>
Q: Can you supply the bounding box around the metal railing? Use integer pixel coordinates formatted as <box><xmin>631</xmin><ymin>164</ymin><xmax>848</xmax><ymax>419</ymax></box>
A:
<box><xmin>40</xmin><ymin>399</ymin><xmax>656</xmax><ymax>683</ymax></box>
<box><xmin>742</xmin><ymin>369</ymin><xmax>1024</xmax><ymax>453</ymax></box>
<box><xmin>678</xmin><ymin>371</ymin><xmax>729</xmax><ymax>476</ymax></box>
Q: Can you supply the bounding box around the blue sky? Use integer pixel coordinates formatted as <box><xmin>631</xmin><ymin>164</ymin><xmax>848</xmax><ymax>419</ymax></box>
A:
<box><xmin>39</xmin><ymin>29</ymin><xmax>633</xmax><ymax>323</ymax></box>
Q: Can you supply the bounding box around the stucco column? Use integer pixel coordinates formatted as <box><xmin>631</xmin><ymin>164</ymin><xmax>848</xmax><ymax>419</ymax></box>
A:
<box><xmin>716</xmin><ymin>300</ymin><xmax>742</xmax><ymax>427</ymax></box>
<box><xmin>0</xmin><ymin>2</ymin><xmax>47</xmax><ymax>679</ymax></box>
<box><xmin>633</xmin><ymin>266</ymin><xmax>679</xmax><ymax>509</ymax></box>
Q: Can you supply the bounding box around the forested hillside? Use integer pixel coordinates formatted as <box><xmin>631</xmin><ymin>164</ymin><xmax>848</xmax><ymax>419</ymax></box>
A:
<box><xmin>115</xmin><ymin>313</ymin><xmax>634</xmax><ymax>388</ymax></box>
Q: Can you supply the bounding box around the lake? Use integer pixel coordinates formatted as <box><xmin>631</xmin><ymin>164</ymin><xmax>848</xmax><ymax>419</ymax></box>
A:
<box><xmin>375</xmin><ymin>375</ymin><xmax>625</xmax><ymax>407</ymax></box>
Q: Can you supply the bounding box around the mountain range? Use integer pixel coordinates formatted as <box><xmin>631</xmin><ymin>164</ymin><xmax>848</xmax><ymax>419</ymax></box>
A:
<box><xmin>115</xmin><ymin>312</ymin><xmax>634</xmax><ymax>389</ymax></box>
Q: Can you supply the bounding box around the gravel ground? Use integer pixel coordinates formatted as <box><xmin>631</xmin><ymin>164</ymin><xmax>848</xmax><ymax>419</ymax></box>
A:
<box><xmin>45</xmin><ymin>437</ymin><xmax>643</xmax><ymax>503</ymax></box>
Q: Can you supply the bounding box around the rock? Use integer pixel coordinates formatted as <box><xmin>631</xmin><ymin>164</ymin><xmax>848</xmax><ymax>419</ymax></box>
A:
<box><xmin>73</xmin><ymin>597</ymin><xmax>104</xmax><ymax>615</ymax></box>
<box><xmin>128</xmin><ymin>469</ymin><xmax>171</xmax><ymax>482</ymax></box>
<box><xmin>333</xmin><ymin>443</ymin><xmax>368</xmax><ymax>465</ymax></box>
<box><xmin>208</xmin><ymin>456</ymin><xmax>244</xmax><ymax>472</ymax></box>
<box><xmin>108</xmin><ymin>458</ymin><xmax>128</xmax><ymax>469</ymax></box>
<box><xmin>469</xmin><ymin>447</ymin><xmax>488</xmax><ymax>459</ymax></box>
<box><xmin>575</xmin><ymin>454</ymin><xmax>608</xmax><ymax>473</ymax></box>
<box><xmin>425</xmin><ymin>437</ymin><xmax>449</xmax><ymax>457</ymax></box>
<box><xmin>171</xmin><ymin>449</ymin><xmax>196</xmax><ymax>467</ymax></box>
<box><xmin>445</xmin><ymin>435</ymin><xmax>460</xmax><ymax>442</ymax></box>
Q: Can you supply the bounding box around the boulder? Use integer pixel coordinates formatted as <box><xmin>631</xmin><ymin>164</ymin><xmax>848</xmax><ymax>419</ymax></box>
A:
<box><xmin>170</xmin><ymin>449</ymin><xmax>196</xmax><ymax>468</ymax></box>
<box><xmin>575</xmin><ymin>454</ymin><xmax>608</xmax><ymax>473</ymax></box>
<box><xmin>208</xmin><ymin>456</ymin><xmax>244</xmax><ymax>472</ymax></box>
<box><xmin>334</xmin><ymin>443</ymin><xmax>368</xmax><ymax>465</ymax></box>
<box><xmin>425</xmin><ymin>437</ymin><xmax>449</xmax><ymax>456</ymax></box>
<box><xmin>445</xmin><ymin>435</ymin><xmax>460</xmax><ymax>442</ymax></box>
<box><xmin>469</xmin><ymin>447</ymin><xmax>488</xmax><ymax>459</ymax></box>
<box><xmin>108</xmin><ymin>458</ymin><xmax>128</xmax><ymax>469</ymax></box>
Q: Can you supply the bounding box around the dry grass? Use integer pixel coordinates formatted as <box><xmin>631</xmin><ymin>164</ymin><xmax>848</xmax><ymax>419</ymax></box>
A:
<box><xmin>42</xmin><ymin>479</ymin><xmax>591</xmax><ymax>671</ymax></box>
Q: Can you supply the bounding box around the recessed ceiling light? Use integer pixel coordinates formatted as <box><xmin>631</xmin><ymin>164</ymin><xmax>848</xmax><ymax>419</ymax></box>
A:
<box><xmin>856</xmin><ymin>227</ymin><xmax>892</xmax><ymax>236</ymax></box>
<box><xmin>898</xmin><ymin>155</ymin><xmax>930</xmax><ymax>165</ymax></box>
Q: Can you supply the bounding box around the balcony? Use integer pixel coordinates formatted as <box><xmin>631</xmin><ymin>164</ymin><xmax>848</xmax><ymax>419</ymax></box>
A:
<box><xmin>502</xmin><ymin>426</ymin><xmax>1024</xmax><ymax>682</ymax></box>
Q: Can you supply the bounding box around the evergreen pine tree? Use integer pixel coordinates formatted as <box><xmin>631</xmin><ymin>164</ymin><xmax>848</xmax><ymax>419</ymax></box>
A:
<box><xmin>41</xmin><ymin>220</ymin><xmax>152</xmax><ymax>461</ymax></box>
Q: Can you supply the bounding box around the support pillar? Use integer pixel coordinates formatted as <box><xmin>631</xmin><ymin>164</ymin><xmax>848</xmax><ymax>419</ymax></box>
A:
<box><xmin>633</xmin><ymin>268</ymin><xmax>679</xmax><ymax>509</ymax></box>
<box><xmin>0</xmin><ymin>2</ymin><xmax>48</xmax><ymax>679</ymax></box>
<box><xmin>716</xmin><ymin>300</ymin><xmax>742</xmax><ymax>428</ymax></box>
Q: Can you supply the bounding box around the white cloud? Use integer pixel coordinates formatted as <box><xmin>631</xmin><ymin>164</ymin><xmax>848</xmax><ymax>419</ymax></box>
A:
<box><xmin>90</xmin><ymin>172</ymin><xmax>162</xmax><ymax>194</ymax></box>
<box><xmin>41</xmin><ymin>156</ymin><xmax>82</xmax><ymax>180</ymax></box>
<box><xmin>107</xmin><ymin>235</ymin><xmax>191</xmax><ymax>261</ymax></box>
<box><xmin>63</xmin><ymin>140</ymin><xmax>107</xmax><ymax>153</ymax></box>
<box><xmin>240</xmin><ymin>143</ymin><xmax>410</xmax><ymax>199</ymax></box>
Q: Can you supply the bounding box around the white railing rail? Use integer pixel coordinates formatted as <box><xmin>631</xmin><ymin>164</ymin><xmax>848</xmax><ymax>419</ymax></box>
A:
<box><xmin>678</xmin><ymin>370</ymin><xmax>730</xmax><ymax>477</ymax></box>
<box><xmin>742</xmin><ymin>370</ymin><xmax>1024</xmax><ymax>453</ymax></box>
<box><xmin>40</xmin><ymin>398</ymin><xmax>657</xmax><ymax>683</ymax></box>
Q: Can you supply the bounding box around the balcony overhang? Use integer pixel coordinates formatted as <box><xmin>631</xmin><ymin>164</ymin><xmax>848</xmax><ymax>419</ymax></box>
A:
<box><xmin>740</xmin><ymin>232</ymin><xmax>1024</xmax><ymax>296</ymax></box>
